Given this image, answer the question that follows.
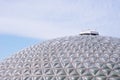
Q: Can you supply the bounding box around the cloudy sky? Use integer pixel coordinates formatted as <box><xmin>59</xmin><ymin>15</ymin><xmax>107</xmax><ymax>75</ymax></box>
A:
<box><xmin>0</xmin><ymin>0</ymin><xmax>120</xmax><ymax>59</ymax></box>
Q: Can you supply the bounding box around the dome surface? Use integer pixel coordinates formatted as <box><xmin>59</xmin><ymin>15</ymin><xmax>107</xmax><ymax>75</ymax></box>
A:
<box><xmin>0</xmin><ymin>35</ymin><xmax>120</xmax><ymax>80</ymax></box>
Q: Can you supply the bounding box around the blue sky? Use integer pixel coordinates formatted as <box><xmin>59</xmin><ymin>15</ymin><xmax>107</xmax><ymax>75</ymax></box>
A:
<box><xmin>0</xmin><ymin>34</ymin><xmax>42</xmax><ymax>60</ymax></box>
<box><xmin>0</xmin><ymin>0</ymin><xmax>120</xmax><ymax>60</ymax></box>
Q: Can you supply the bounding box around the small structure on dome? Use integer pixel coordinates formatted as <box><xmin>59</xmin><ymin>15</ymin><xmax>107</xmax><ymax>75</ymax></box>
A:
<box><xmin>80</xmin><ymin>30</ymin><xmax>99</xmax><ymax>35</ymax></box>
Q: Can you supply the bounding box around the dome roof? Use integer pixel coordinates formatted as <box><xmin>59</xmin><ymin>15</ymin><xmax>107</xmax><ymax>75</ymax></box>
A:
<box><xmin>0</xmin><ymin>35</ymin><xmax>120</xmax><ymax>80</ymax></box>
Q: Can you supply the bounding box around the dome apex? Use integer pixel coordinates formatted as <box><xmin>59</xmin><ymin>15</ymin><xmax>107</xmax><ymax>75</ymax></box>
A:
<box><xmin>80</xmin><ymin>30</ymin><xmax>99</xmax><ymax>35</ymax></box>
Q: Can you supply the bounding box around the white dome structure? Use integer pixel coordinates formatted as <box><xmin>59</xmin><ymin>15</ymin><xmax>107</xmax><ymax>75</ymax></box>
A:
<box><xmin>0</xmin><ymin>34</ymin><xmax>120</xmax><ymax>80</ymax></box>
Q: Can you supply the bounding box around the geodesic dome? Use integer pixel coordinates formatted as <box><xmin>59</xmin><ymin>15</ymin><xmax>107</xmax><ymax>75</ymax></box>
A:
<box><xmin>0</xmin><ymin>35</ymin><xmax>120</xmax><ymax>80</ymax></box>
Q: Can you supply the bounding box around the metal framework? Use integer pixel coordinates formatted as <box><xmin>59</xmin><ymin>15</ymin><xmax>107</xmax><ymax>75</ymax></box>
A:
<box><xmin>0</xmin><ymin>35</ymin><xmax>120</xmax><ymax>80</ymax></box>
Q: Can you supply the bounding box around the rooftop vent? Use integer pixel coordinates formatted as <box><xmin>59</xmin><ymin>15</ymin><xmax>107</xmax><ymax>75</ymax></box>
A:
<box><xmin>80</xmin><ymin>30</ymin><xmax>99</xmax><ymax>35</ymax></box>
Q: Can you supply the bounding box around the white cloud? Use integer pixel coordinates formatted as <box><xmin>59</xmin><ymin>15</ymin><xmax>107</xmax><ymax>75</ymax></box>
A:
<box><xmin>0</xmin><ymin>17</ymin><xmax>81</xmax><ymax>39</ymax></box>
<box><xmin>0</xmin><ymin>0</ymin><xmax>120</xmax><ymax>39</ymax></box>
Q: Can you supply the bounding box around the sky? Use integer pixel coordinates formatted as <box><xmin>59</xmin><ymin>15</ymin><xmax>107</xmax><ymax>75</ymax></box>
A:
<box><xmin>0</xmin><ymin>0</ymin><xmax>120</xmax><ymax>60</ymax></box>
<box><xmin>0</xmin><ymin>34</ymin><xmax>41</xmax><ymax>60</ymax></box>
